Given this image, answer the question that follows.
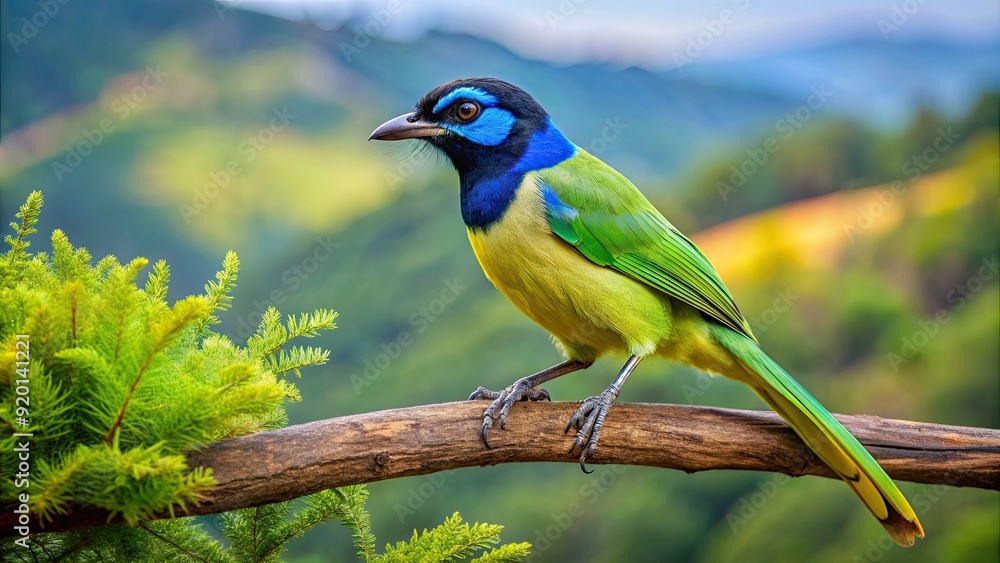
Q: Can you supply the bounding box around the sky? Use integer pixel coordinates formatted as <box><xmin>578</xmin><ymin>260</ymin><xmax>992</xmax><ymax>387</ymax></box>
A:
<box><xmin>227</xmin><ymin>0</ymin><xmax>1000</xmax><ymax>69</ymax></box>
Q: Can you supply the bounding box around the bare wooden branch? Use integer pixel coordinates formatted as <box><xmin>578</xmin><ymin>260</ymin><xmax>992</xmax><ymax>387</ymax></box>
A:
<box><xmin>5</xmin><ymin>401</ymin><xmax>998</xmax><ymax>536</ymax></box>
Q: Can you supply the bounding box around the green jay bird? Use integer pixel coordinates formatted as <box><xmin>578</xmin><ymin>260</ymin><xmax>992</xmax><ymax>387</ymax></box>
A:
<box><xmin>369</xmin><ymin>78</ymin><xmax>924</xmax><ymax>546</ymax></box>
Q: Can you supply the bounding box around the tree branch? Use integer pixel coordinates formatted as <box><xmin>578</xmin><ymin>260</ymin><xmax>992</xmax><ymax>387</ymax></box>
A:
<box><xmin>6</xmin><ymin>401</ymin><xmax>999</xmax><ymax>536</ymax></box>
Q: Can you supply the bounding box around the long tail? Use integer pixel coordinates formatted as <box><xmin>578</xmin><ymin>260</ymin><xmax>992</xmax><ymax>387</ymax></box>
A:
<box><xmin>711</xmin><ymin>325</ymin><xmax>924</xmax><ymax>546</ymax></box>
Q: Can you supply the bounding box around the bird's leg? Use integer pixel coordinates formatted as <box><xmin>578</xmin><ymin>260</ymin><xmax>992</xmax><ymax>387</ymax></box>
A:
<box><xmin>566</xmin><ymin>355</ymin><xmax>642</xmax><ymax>473</ymax></box>
<box><xmin>469</xmin><ymin>359</ymin><xmax>591</xmax><ymax>448</ymax></box>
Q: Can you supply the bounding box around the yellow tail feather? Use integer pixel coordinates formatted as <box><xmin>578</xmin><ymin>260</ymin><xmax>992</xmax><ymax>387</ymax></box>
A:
<box><xmin>712</xmin><ymin>326</ymin><xmax>924</xmax><ymax>547</ymax></box>
<box><xmin>749</xmin><ymin>380</ymin><xmax>924</xmax><ymax>546</ymax></box>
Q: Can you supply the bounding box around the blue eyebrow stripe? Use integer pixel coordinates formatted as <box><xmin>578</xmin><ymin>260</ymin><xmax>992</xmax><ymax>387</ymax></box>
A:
<box><xmin>433</xmin><ymin>87</ymin><xmax>498</xmax><ymax>113</ymax></box>
<box><xmin>441</xmin><ymin>107</ymin><xmax>515</xmax><ymax>146</ymax></box>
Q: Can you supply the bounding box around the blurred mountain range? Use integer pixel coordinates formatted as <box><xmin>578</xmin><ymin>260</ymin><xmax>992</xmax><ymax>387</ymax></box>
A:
<box><xmin>2</xmin><ymin>1</ymin><xmax>997</xmax><ymax>286</ymax></box>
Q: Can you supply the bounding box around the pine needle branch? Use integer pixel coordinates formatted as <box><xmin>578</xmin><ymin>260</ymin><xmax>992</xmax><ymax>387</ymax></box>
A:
<box><xmin>103</xmin><ymin>297</ymin><xmax>209</xmax><ymax>444</ymax></box>
<box><xmin>266</xmin><ymin>345</ymin><xmax>331</xmax><ymax>378</ymax></box>
<box><xmin>140</xmin><ymin>523</ymin><xmax>213</xmax><ymax>563</ymax></box>
<box><xmin>247</xmin><ymin>309</ymin><xmax>336</xmax><ymax>358</ymax></box>
<box><xmin>337</xmin><ymin>487</ymin><xmax>377</xmax><ymax>562</ymax></box>
<box><xmin>195</xmin><ymin>251</ymin><xmax>239</xmax><ymax>336</ymax></box>
<box><xmin>1</xmin><ymin>192</ymin><xmax>342</xmax><ymax>559</ymax></box>
<box><xmin>3</xmin><ymin>190</ymin><xmax>42</xmax><ymax>266</ymax></box>
<box><xmin>144</xmin><ymin>260</ymin><xmax>170</xmax><ymax>305</ymax></box>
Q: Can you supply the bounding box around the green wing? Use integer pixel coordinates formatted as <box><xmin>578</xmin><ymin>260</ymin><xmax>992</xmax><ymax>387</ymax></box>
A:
<box><xmin>537</xmin><ymin>150</ymin><xmax>756</xmax><ymax>342</ymax></box>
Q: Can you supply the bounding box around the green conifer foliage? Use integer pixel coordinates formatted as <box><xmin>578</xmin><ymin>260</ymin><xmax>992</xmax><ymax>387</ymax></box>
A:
<box><xmin>0</xmin><ymin>192</ymin><xmax>529</xmax><ymax>562</ymax></box>
<box><xmin>0</xmin><ymin>192</ymin><xmax>336</xmax><ymax>526</ymax></box>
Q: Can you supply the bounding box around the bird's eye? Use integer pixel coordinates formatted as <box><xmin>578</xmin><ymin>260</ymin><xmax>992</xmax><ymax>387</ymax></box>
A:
<box><xmin>456</xmin><ymin>101</ymin><xmax>480</xmax><ymax>122</ymax></box>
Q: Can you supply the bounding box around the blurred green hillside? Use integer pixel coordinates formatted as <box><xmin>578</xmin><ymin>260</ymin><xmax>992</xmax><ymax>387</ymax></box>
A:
<box><xmin>1</xmin><ymin>1</ymin><xmax>997</xmax><ymax>562</ymax></box>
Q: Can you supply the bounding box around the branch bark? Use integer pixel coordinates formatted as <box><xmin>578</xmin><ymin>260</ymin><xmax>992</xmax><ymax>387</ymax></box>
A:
<box><xmin>6</xmin><ymin>401</ymin><xmax>999</xmax><ymax>536</ymax></box>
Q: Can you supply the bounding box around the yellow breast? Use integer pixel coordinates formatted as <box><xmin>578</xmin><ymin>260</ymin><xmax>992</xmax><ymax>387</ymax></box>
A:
<box><xmin>466</xmin><ymin>174</ymin><xmax>674</xmax><ymax>362</ymax></box>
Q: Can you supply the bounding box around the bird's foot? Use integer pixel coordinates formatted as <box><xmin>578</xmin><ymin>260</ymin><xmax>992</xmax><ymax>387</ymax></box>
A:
<box><xmin>565</xmin><ymin>388</ymin><xmax>619</xmax><ymax>473</ymax></box>
<box><xmin>469</xmin><ymin>378</ymin><xmax>551</xmax><ymax>448</ymax></box>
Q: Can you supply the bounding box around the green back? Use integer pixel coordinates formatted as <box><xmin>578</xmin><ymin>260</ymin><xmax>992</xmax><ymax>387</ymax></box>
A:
<box><xmin>537</xmin><ymin>149</ymin><xmax>756</xmax><ymax>342</ymax></box>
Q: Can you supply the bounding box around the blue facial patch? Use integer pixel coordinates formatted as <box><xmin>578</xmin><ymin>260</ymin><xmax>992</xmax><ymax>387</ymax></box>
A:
<box><xmin>514</xmin><ymin>118</ymin><xmax>576</xmax><ymax>173</ymax></box>
<box><xmin>433</xmin><ymin>87</ymin><xmax>498</xmax><ymax>114</ymax></box>
<box><xmin>443</xmin><ymin>107</ymin><xmax>516</xmax><ymax>146</ymax></box>
<box><xmin>458</xmin><ymin>117</ymin><xmax>577</xmax><ymax>228</ymax></box>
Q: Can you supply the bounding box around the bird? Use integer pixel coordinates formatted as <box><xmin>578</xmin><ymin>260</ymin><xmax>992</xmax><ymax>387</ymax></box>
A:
<box><xmin>369</xmin><ymin>77</ymin><xmax>924</xmax><ymax>547</ymax></box>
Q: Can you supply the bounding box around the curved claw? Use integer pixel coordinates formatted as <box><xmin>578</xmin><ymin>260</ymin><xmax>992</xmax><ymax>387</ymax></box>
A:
<box><xmin>568</xmin><ymin>421</ymin><xmax>588</xmax><ymax>455</ymax></box>
<box><xmin>470</xmin><ymin>378</ymin><xmax>551</xmax><ymax>450</ymax></box>
<box><xmin>565</xmin><ymin>393</ymin><xmax>614</xmax><ymax>470</ymax></box>
<box><xmin>568</xmin><ymin>437</ymin><xmax>580</xmax><ymax>455</ymax></box>
<box><xmin>481</xmin><ymin>423</ymin><xmax>492</xmax><ymax>449</ymax></box>
<box><xmin>564</xmin><ymin>410</ymin><xmax>583</xmax><ymax>434</ymax></box>
<box><xmin>469</xmin><ymin>386</ymin><xmax>498</xmax><ymax>401</ymax></box>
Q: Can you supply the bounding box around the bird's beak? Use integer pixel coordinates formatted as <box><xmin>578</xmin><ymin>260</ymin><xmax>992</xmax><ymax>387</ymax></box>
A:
<box><xmin>368</xmin><ymin>112</ymin><xmax>447</xmax><ymax>141</ymax></box>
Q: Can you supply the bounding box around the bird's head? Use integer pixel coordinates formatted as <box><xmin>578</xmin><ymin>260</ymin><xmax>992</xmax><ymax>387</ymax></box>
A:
<box><xmin>369</xmin><ymin>78</ymin><xmax>571</xmax><ymax>177</ymax></box>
